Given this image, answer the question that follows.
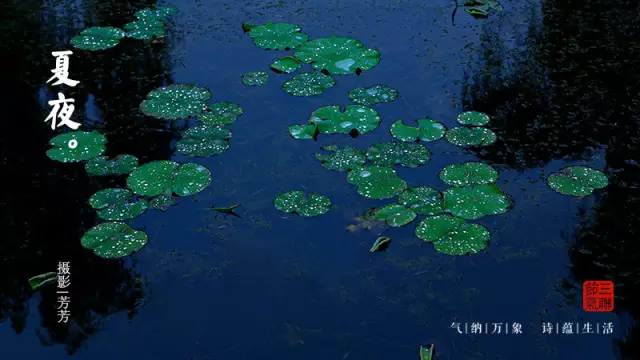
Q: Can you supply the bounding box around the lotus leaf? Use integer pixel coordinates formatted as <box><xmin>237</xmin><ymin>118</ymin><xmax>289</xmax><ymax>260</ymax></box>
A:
<box><xmin>415</xmin><ymin>214</ymin><xmax>490</xmax><ymax>255</ymax></box>
<box><xmin>289</xmin><ymin>124</ymin><xmax>318</xmax><ymax>140</ymax></box>
<box><xmin>270</xmin><ymin>56</ymin><xmax>302</xmax><ymax>73</ymax></box>
<box><xmin>28</xmin><ymin>272</ymin><xmax>57</xmax><ymax>290</ymax></box>
<box><xmin>81</xmin><ymin>222</ymin><xmax>148</xmax><ymax>258</ymax></box>
<box><xmin>135</xmin><ymin>5</ymin><xmax>178</xmax><ymax>21</ymax></box>
<box><xmin>348</xmin><ymin>85</ymin><xmax>398</xmax><ymax>105</ymax></box>
<box><xmin>197</xmin><ymin>102</ymin><xmax>243</xmax><ymax>125</ymax></box>
<box><xmin>85</xmin><ymin>154</ymin><xmax>139</xmax><ymax>176</ymax></box>
<box><xmin>140</xmin><ymin>84</ymin><xmax>211</xmax><ymax>120</ymax></box>
<box><xmin>309</xmin><ymin>105</ymin><xmax>381</xmax><ymax>136</ymax></box>
<box><xmin>347</xmin><ymin>166</ymin><xmax>407</xmax><ymax>199</ymax></box>
<box><xmin>445</xmin><ymin>127</ymin><xmax>497</xmax><ymax>147</ymax></box>
<box><xmin>124</xmin><ymin>19</ymin><xmax>165</xmax><ymax>40</ymax></box>
<box><xmin>439</xmin><ymin>162</ymin><xmax>498</xmax><ymax>187</ymax></box>
<box><xmin>88</xmin><ymin>188</ymin><xmax>148</xmax><ymax>221</ymax></box>
<box><xmin>149</xmin><ymin>194</ymin><xmax>177</xmax><ymax>211</ymax></box>
<box><xmin>420</xmin><ymin>345</ymin><xmax>435</xmax><ymax>360</ymax></box>
<box><xmin>390</xmin><ymin>119</ymin><xmax>447</xmax><ymax>142</ymax></box>
<box><xmin>398</xmin><ymin>187</ymin><xmax>444</xmax><ymax>215</ymax></box>
<box><xmin>371</xmin><ymin>204</ymin><xmax>417</xmax><ymax>227</ymax></box>
<box><xmin>171</xmin><ymin>163</ymin><xmax>212</xmax><ymax>197</ymax></box>
<box><xmin>369</xmin><ymin>236</ymin><xmax>392</xmax><ymax>252</ymax></box>
<box><xmin>283</xmin><ymin>72</ymin><xmax>336</xmax><ymax>97</ymax></box>
<box><xmin>242</xmin><ymin>71</ymin><xmax>269</xmax><ymax>86</ymax></box>
<box><xmin>244</xmin><ymin>22</ymin><xmax>309</xmax><ymax>50</ymax></box>
<box><xmin>365</xmin><ymin>142</ymin><xmax>431</xmax><ymax>167</ymax></box>
<box><xmin>456</xmin><ymin>111</ymin><xmax>490</xmax><ymax>126</ymax></box>
<box><xmin>547</xmin><ymin>166</ymin><xmax>608</xmax><ymax>196</ymax></box>
<box><xmin>127</xmin><ymin>160</ymin><xmax>211</xmax><ymax>197</ymax></box>
<box><xmin>444</xmin><ymin>184</ymin><xmax>511</xmax><ymax>220</ymax></box>
<box><xmin>176</xmin><ymin>124</ymin><xmax>231</xmax><ymax>157</ymax></box>
<box><xmin>70</xmin><ymin>27</ymin><xmax>126</xmax><ymax>51</ymax></box>
<box><xmin>273</xmin><ymin>190</ymin><xmax>331</xmax><ymax>217</ymax></box>
<box><xmin>316</xmin><ymin>146</ymin><xmax>366</xmax><ymax>171</ymax></box>
<box><xmin>46</xmin><ymin>130</ymin><xmax>106</xmax><ymax>162</ymax></box>
<box><xmin>294</xmin><ymin>37</ymin><xmax>381</xmax><ymax>75</ymax></box>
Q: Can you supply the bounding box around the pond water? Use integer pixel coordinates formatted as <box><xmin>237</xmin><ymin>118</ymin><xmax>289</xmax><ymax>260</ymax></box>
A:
<box><xmin>1</xmin><ymin>0</ymin><xmax>639</xmax><ymax>359</ymax></box>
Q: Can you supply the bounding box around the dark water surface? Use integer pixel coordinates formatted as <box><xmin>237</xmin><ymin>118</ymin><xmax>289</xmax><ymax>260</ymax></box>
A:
<box><xmin>1</xmin><ymin>0</ymin><xmax>639</xmax><ymax>359</ymax></box>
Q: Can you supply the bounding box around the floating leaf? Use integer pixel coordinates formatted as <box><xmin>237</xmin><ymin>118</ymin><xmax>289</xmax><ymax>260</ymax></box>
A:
<box><xmin>316</xmin><ymin>146</ymin><xmax>366</xmax><ymax>171</ymax></box>
<box><xmin>274</xmin><ymin>190</ymin><xmax>331</xmax><ymax>217</ymax></box>
<box><xmin>289</xmin><ymin>124</ymin><xmax>318</xmax><ymax>140</ymax></box>
<box><xmin>444</xmin><ymin>184</ymin><xmax>511</xmax><ymax>220</ymax></box>
<box><xmin>124</xmin><ymin>19</ymin><xmax>165</xmax><ymax>40</ymax></box>
<box><xmin>420</xmin><ymin>345</ymin><xmax>435</xmax><ymax>360</ymax></box>
<box><xmin>140</xmin><ymin>84</ymin><xmax>210</xmax><ymax>120</ymax></box>
<box><xmin>245</xmin><ymin>22</ymin><xmax>309</xmax><ymax>50</ymax></box>
<box><xmin>366</xmin><ymin>142</ymin><xmax>431</xmax><ymax>168</ymax></box>
<box><xmin>348</xmin><ymin>85</ymin><xmax>398</xmax><ymax>105</ymax></box>
<box><xmin>242</xmin><ymin>71</ymin><xmax>269</xmax><ymax>86</ymax></box>
<box><xmin>127</xmin><ymin>160</ymin><xmax>178</xmax><ymax>197</ymax></box>
<box><xmin>28</xmin><ymin>272</ymin><xmax>57</xmax><ymax>291</ymax></box>
<box><xmin>70</xmin><ymin>27</ymin><xmax>126</xmax><ymax>51</ymax></box>
<box><xmin>81</xmin><ymin>222</ymin><xmax>148</xmax><ymax>258</ymax></box>
<box><xmin>294</xmin><ymin>36</ymin><xmax>381</xmax><ymax>75</ymax></box>
<box><xmin>85</xmin><ymin>155</ymin><xmax>139</xmax><ymax>176</ymax></box>
<box><xmin>457</xmin><ymin>111</ymin><xmax>490</xmax><ymax>126</ymax></box>
<box><xmin>197</xmin><ymin>101</ymin><xmax>243</xmax><ymax>125</ymax></box>
<box><xmin>347</xmin><ymin>166</ymin><xmax>407</xmax><ymax>199</ymax></box>
<box><xmin>439</xmin><ymin>162</ymin><xmax>498</xmax><ymax>187</ymax></box>
<box><xmin>415</xmin><ymin>214</ymin><xmax>490</xmax><ymax>255</ymax></box>
<box><xmin>149</xmin><ymin>194</ymin><xmax>177</xmax><ymax>211</ymax></box>
<box><xmin>390</xmin><ymin>119</ymin><xmax>446</xmax><ymax>142</ymax></box>
<box><xmin>176</xmin><ymin>124</ymin><xmax>231</xmax><ymax>157</ymax></box>
<box><xmin>369</xmin><ymin>236</ymin><xmax>392</xmax><ymax>252</ymax></box>
<box><xmin>547</xmin><ymin>166</ymin><xmax>608</xmax><ymax>196</ymax></box>
<box><xmin>398</xmin><ymin>187</ymin><xmax>444</xmax><ymax>215</ymax></box>
<box><xmin>465</xmin><ymin>7</ymin><xmax>489</xmax><ymax>18</ymax></box>
<box><xmin>371</xmin><ymin>204</ymin><xmax>417</xmax><ymax>227</ymax></box>
<box><xmin>270</xmin><ymin>56</ymin><xmax>302</xmax><ymax>73</ymax></box>
<box><xmin>283</xmin><ymin>72</ymin><xmax>336</xmax><ymax>97</ymax></box>
<box><xmin>88</xmin><ymin>188</ymin><xmax>148</xmax><ymax>221</ymax></box>
<box><xmin>309</xmin><ymin>105</ymin><xmax>381</xmax><ymax>136</ymax></box>
<box><xmin>135</xmin><ymin>5</ymin><xmax>178</xmax><ymax>21</ymax></box>
<box><xmin>46</xmin><ymin>130</ymin><xmax>106</xmax><ymax>162</ymax></box>
<box><xmin>172</xmin><ymin>163</ymin><xmax>212</xmax><ymax>197</ymax></box>
<box><xmin>462</xmin><ymin>0</ymin><xmax>502</xmax><ymax>18</ymax></box>
<box><xmin>445</xmin><ymin>127</ymin><xmax>497</xmax><ymax>147</ymax></box>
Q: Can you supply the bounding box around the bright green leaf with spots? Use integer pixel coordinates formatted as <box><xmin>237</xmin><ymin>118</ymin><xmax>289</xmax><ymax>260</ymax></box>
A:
<box><xmin>46</xmin><ymin>130</ymin><xmax>106</xmax><ymax>162</ymax></box>
<box><xmin>316</xmin><ymin>146</ymin><xmax>366</xmax><ymax>171</ymax></box>
<box><xmin>283</xmin><ymin>72</ymin><xmax>336</xmax><ymax>97</ymax></box>
<box><xmin>457</xmin><ymin>111</ymin><xmax>490</xmax><ymax>126</ymax></box>
<box><xmin>242</xmin><ymin>71</ymin><xmax>269</xmax><ymax>86</ymax></box>
<box><xmin>172</xmin><ymin>163</ymin><xmax>212</xmax><ymax>197</ymax></box>
<box><xmin>274</xmin><ymin>190</ymin><xmax>331</xmax><ymax>217</ymax></box>
<box><xmin>85</xmin><ymin>154</ymin><xmax>139</xmax><ymax>176</ymax></box>
<box><xmin>81</xmin><ymin>222</ymin><xmax>149</xmax><ymax>259</ymax></box>
<box><xmin>348</xmin><ymin>85</ymin><xmax>398</xmax><ymax>105</ymax></box>
<box><xmin>366</xmin><ymin>142</ymin><xmax>431</xmax><ymax>168</ymax></box>
<box><xmin>390</xmin><ymin>119</ymin><xmax>447</xmax><ymax>142</ymax></box>
<box><xmin>547</xmin><ymin>166</ymin><xmax>608</xmax><ymax>196</ymax></box>
<box><xmin>127</xmin><ymin>160</ymin><xmax>179</xmax><ymax>196</ymax></box>
<box><xmin>371</xmin><ymin>204</ymin><xmax>417</xmax><ymax>227</ymax></box>
<box><xmin>439</xmin><ymin>162</ymin><xmax>498</xmax><ymax>187</ymax></box>
<box><xmin>70</xmin><ymin>27</ymin><xmax>126</xmax><ymax>51</ymax></box>
<box><xmin>140</xmin><ymin>84</ymin><xmax>210</xmax><ymax>120</ymax></box>
<box><xmin>88</xmin><ymin>188</ymin><xmax>148</xmax><ymax>221</ymax></box>
<box><xmin>270</xmin><ymin>56</ymin><xmax>302</xmax><ymax>73</ymax></box>
<box><xmin>289</xmin><ymin>124</ymin><xmax>318</xmax><ymax>140</ymax></box>
<box><xmin>398</xmin><ymin>187</ymin><xmax>444</xmax><ymax>215</ymax></box>
<box><xmin>176</xmin><ymin>124</ymin><xmax>231</xmax><ymax>157</ymax></box>
<box><xmin>309</xmin><ymin>105</ymin><xmax>381</xmax><ymax>136</ymax></box>
<box><xmin>135</xmin><ymin>5</ymin><xmax>178</xmax><ymax>21</ymax></box>
<box><xmin>415</xmin><ymin>214</ymin><xmax>490</xmax><ymax>255</ymax></box>
<box><xmin>244</xmin><ymin>22</ymin><xmax>309</xmax><ymax>50</ymax></box>
<box><xmin>149</xmin><ymin>194</ymin><xmax>177</xmax><ymax>211</ymax></box>
<box><xmin>445</xmin><ymin>127</ymin><xmax>497</xmax><ymax>147</ymax></box>
<box><xmin>124</xmin><ymin>19</ymin><xmax>165</xmax><ymax>40</ymax></box>
<box><xmin>347</xmin><ymin>166</ymin><xmax>407</xmax><ymax>199</ymax></box>
<box><xmin>294</xmin><ymin>36</ymin><xmax>381</xmax><ymax>75</ymax></box>
<box><xmin>444</xmin><ymin>184</ymin><xmax>511</xmax><ymax>220</ymax></box>
<box><xmin>197</xmin><ymin>102</ymin><xmax>243</xmax><ymax>125</ymax></box>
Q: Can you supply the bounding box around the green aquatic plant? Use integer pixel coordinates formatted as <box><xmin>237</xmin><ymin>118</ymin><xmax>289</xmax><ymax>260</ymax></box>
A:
<box><xmin>389</xmin><ymin>119</ymin><xmax>447</xmax><ymax>142</ymax></box>
<box><xmin>140</xmin><ymin>84</ymin><xmax>211</xmax><ymax>120</ymax></box>
<box><xmin>309</xmin><ymin>105</ymin><xmax>382</xmax><ymax>136</ymax></box>
<box><xmin>197</xmin><ymin>102</ymin><xmax>243</xmax><ymax>125</ymax></box>
<box><xmin>456</xmin><ymin>111</ymin><xmax>490</xmax><ymax>126</ymax></box>
<box><xmin>347</xmin><ymin>166</ymin><xmax>407</xmax><ymax>199</ymax></box>
<box><xmin>348</xmin><ymin>85</ymin><xmax>398</xmax><ymax>105</ymax></box>
<box><xmin>135</xmin><ymin>5</ymin><xmax>178</xmax><ymax>21</ymax></box>
<box><xmin>274</xmin><ymin>191</ymin><xmax>331</xmax><ymax>217</ymax></box>
<box><xmin>369</xmin><ymin>236</ymin><xmax>392</xmax><ymax>252</ymax></box>
<box><xmin>371</xmin><ymin>204</ymin><xmax>417</xmax><ymax>227</ymax></box>
<box><xmin>270</xmin><ymin>56</ymin><xmax>302</xmax><ymax>73</ymax></box>
<box><xmin>283</xmin><ymin>72</ymin><xmax>336</xmax><ymax>96</ymax></box>
<box><xmin>365</xmin><ymin>142</ymin><xmax>431</xmax><ymax>168</ymax></box>
<box><xmin>88</xmin><ymin>188</ymin><xmax>148</xmax><ymax>221</ymax></box>
<box><xmin>81</xmin><ymin>222</ymin><xmax>149</xmax><ymax>259</ymax></box>
<box><xmin>70</xmin><ymin>27</ymin><xmax>126</xmax><ymax>51</ymax></box>
<box><xmin>443</xmin><ymin>184</ymin><xmax>511</xmax><ymax>220</ymax></box>
<box><xmin>462</xmin><ymin>0</ymin><xmax>503</xmax><ymax>18</ymax></box>
<box><xmin>398</xmin><ymin>187</ymin><xmax>444</xmax><ymax>215</ymax></box>
<box><xmin>415</xmin><ymin>214</ymin><xmax>490</xmax><ymax>255</ymax></box>
<box><xmin>148</xmin><ymin>194</ymin><xmax>177</xmax><ymax>211</ymax></box>
<box><xmin>28</xmin><ymin>272</ymin><xmax>57</xmax><ymax>291</ymax></box>
<box><xmin>242</xmin><ymin>71</ymin><xmax>269</xmax><ymax>86</ymax></box>
<box><xmin>85</xmin><ymin>154</ymin><xmax>139</xmax><ymax>176</ymax></box>
<box><xmin>124</xmin><ymin>19</ymin><xmax>165</xmax><ymax>40</ymax></box>
<box><xmin>316</xmin><ymin>146</ymin><xmax>366</xmax><ymax>171</ymax></box>
<box><xmin>420</xmin><ymin>345</ymin><xmax>435</xmax><ymax>360</ymax></box>
<box><xmin>547</xmin><ymin>166</ymin><xmax>608</xmax><ymax>196</ymax></box>
<box><xmin>46</xmin><ymin>130</ymin><xmax>106</xmax><ymax>162</ymax></box>
<box><xmin>177</xmin><ymin>124</ymin><xmax>231</xmax><ymax>157</ymax></box>
<box><xmin>243</xmin><ymin>22</ymin><xmax>309</xmax><ymax>50</ymax></box>
<box><xmin>289</xmin><ymin>124</ymin><xmax>319</xmax><ymax>140</ymax></box>
<box><xmin>126</xmin><ymin>160</ymin><xmax>212</xmax><ymax>197</ymax></box>
<box><xmin>294</xmin><ymin>36</ymin><xmax>381</xmax><ymax>75</ymax></box>
<box><xmin>439</xmin><ymin>162</ymin><xmax>498</xmax><ymax>187</ymax></box>
<box><xmin>445</xmin><ymin>126</ymin><xmax>497</xmax><ymax>147</ymax></box>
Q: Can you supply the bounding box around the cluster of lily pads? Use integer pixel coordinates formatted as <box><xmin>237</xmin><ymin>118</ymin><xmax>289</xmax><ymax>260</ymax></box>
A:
<box><xmin>70</xmin><ymin>5</ymin><xmax>177</xmax><ymax>51</ymax></box>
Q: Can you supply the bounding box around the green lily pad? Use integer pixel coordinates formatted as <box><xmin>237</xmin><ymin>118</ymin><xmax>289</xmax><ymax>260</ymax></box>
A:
<box><xmin>46</xmin><ymin>130</ymin><xmax>106</xmax><ymax>162</ymax></box>
<box><xmin>140</xmin><ymin>84</ymin><xmax>211</xmax><ymax>120</ymax></box>
<box><xmin>172</xmin><ymin>163</ymin><xmax>212</xmax><ymax>197</ymax></box>
<box><xmin>70</xmin><ymin>27</ymin><xmax>126</xmax><ymax>51</ymax></box>
<box><xmin>444</xmin><ymin>184</ymin><xmax>511</xmax><ymax>220</ymax></box>
<box><xmin>347</xmin><ymin>166</ymin><xmax>408</xmax><ymax>199</ymax></box>
<box><xmin>390</xmin><ymin>119</ymin><xmax>447</xmax><ymax>142</ymax></box>
<box><xmin>398</xmin><ymin>187</ymin><xmax>444</xmax><ymax>215</ymax></box>
<box><xmin>126</xmin><ymin>160</ymin><xmax>211</xmax><ymax>197</ymax></box>
<box><xmin>176</xmin><ymin>124</ymin><xmax>231</xmax><ymax>157</ymax></box>
<box><xmin>316</xmin><ymin>146</ymin><xmax>366</xmax><ymax>171</ymax></box>
<box><xmin>420</xmin><ymin>345</ymin><xmax>435</xmax><ymax>360</ymax></box>
<box><xmin>124</xmin><ymin>19</ymin><xmax>165</xmax><ymax>40</ymax></box>
<box><xmin>371</xmin><ymin>204</ymin><xmax>417</xmax><ymax>227</ymax></box>
<box><xmin>309</xmin><ymin>105</ymin><xmax>382</xmax><ymax>136</ymax></box>
<box><xmin>28</xmin><ymin>272</ymin><xmax>57</xmax><ymax>291</ymax></box>
<box><xmin>445</xmin><ymin>127</ymin><xmax>497</xmax><ymax>147</ymax></box>
<box><xmin>197</xmin><ymin>102</ymin><xmax>243</xmax><ymax>125</ymax></box>
<box><xmin>85</xmin><ymin>155</ymin><xmax>139</xmax><ymax>176</ymax></box>
<box><xmin>135</xmin><ymin>5</ymin><xmax>178</xmax><ymax>21</ymax></box>
<box><xmin>348</xmin><ymin>85</ymin><xmax>398</xmax><ymax>105</ymax></box>
<box><xmin>81</xmin><ymin>222</ymin><xmax>148</xmax><ymax>258</ymax></box>
<box><xmin>270</xmin><ymin>56</ymin><xmax>302</xmax><ymax>74</ymax></box>
<box><xmin>274</xmin><ymin>190</ymin><xmax>331</xmax><ymax>217</ymax></box>
<box><xmin>289</xmin><ymin>124</ymin><xmax>318</xmax><ymax>140</ymax></box>
<box><xmin>242</xmin><ymin>71</ymin><xmax>269</xmax><ymax>86</ymax></box>
<box><xmin>365</xmin><ymin>142</ymin><xmax>431</xmax><ymax>168</ymax></box>
<box><xmin>283</xmin><ymin>72</ymin><xmax>336</xmax><ymax>97</ymax></box>
<box><xmin>415</xmin><ymin>215</ymin><xmax>490</xmax><ymax>255</ymax></box>
<box><xmin>457</xmin><ymin>111</ymin><xmax>490</xmax><ymax>126</ymax></box>
<box><xmin>244</xmin><ymin>22</ymin><xmax>309</xmax><ymax>50</ymax></box>
<box><xmin>294</xmin><ymin>36</ymin><xmax>381</xmax><ymax>75</ymax></box>
<box><xmin>547</xmin><ymin>166</ymin><xmax>608</xmax><ymax>196</ymax></box>
<box><xmin>439</xmin><ymin>162</ymin><xmax>498</xmax><ymax>187</ymax></box>
<box><xmin>88</xmin><ymin>188</ymin><xmax>148</xmax><ymax>221</ymax></box>
<box><xmin>149</xmin><ymin>194</ymin><xmax>177</xmax><ymax>211</ymax></box>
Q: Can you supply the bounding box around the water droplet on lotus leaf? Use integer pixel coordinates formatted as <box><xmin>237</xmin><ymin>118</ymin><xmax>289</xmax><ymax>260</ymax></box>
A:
<box><xmin>274</xmin><ymin>190</ymin><xmax>331</xmax><ymax>217</ymax></box>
